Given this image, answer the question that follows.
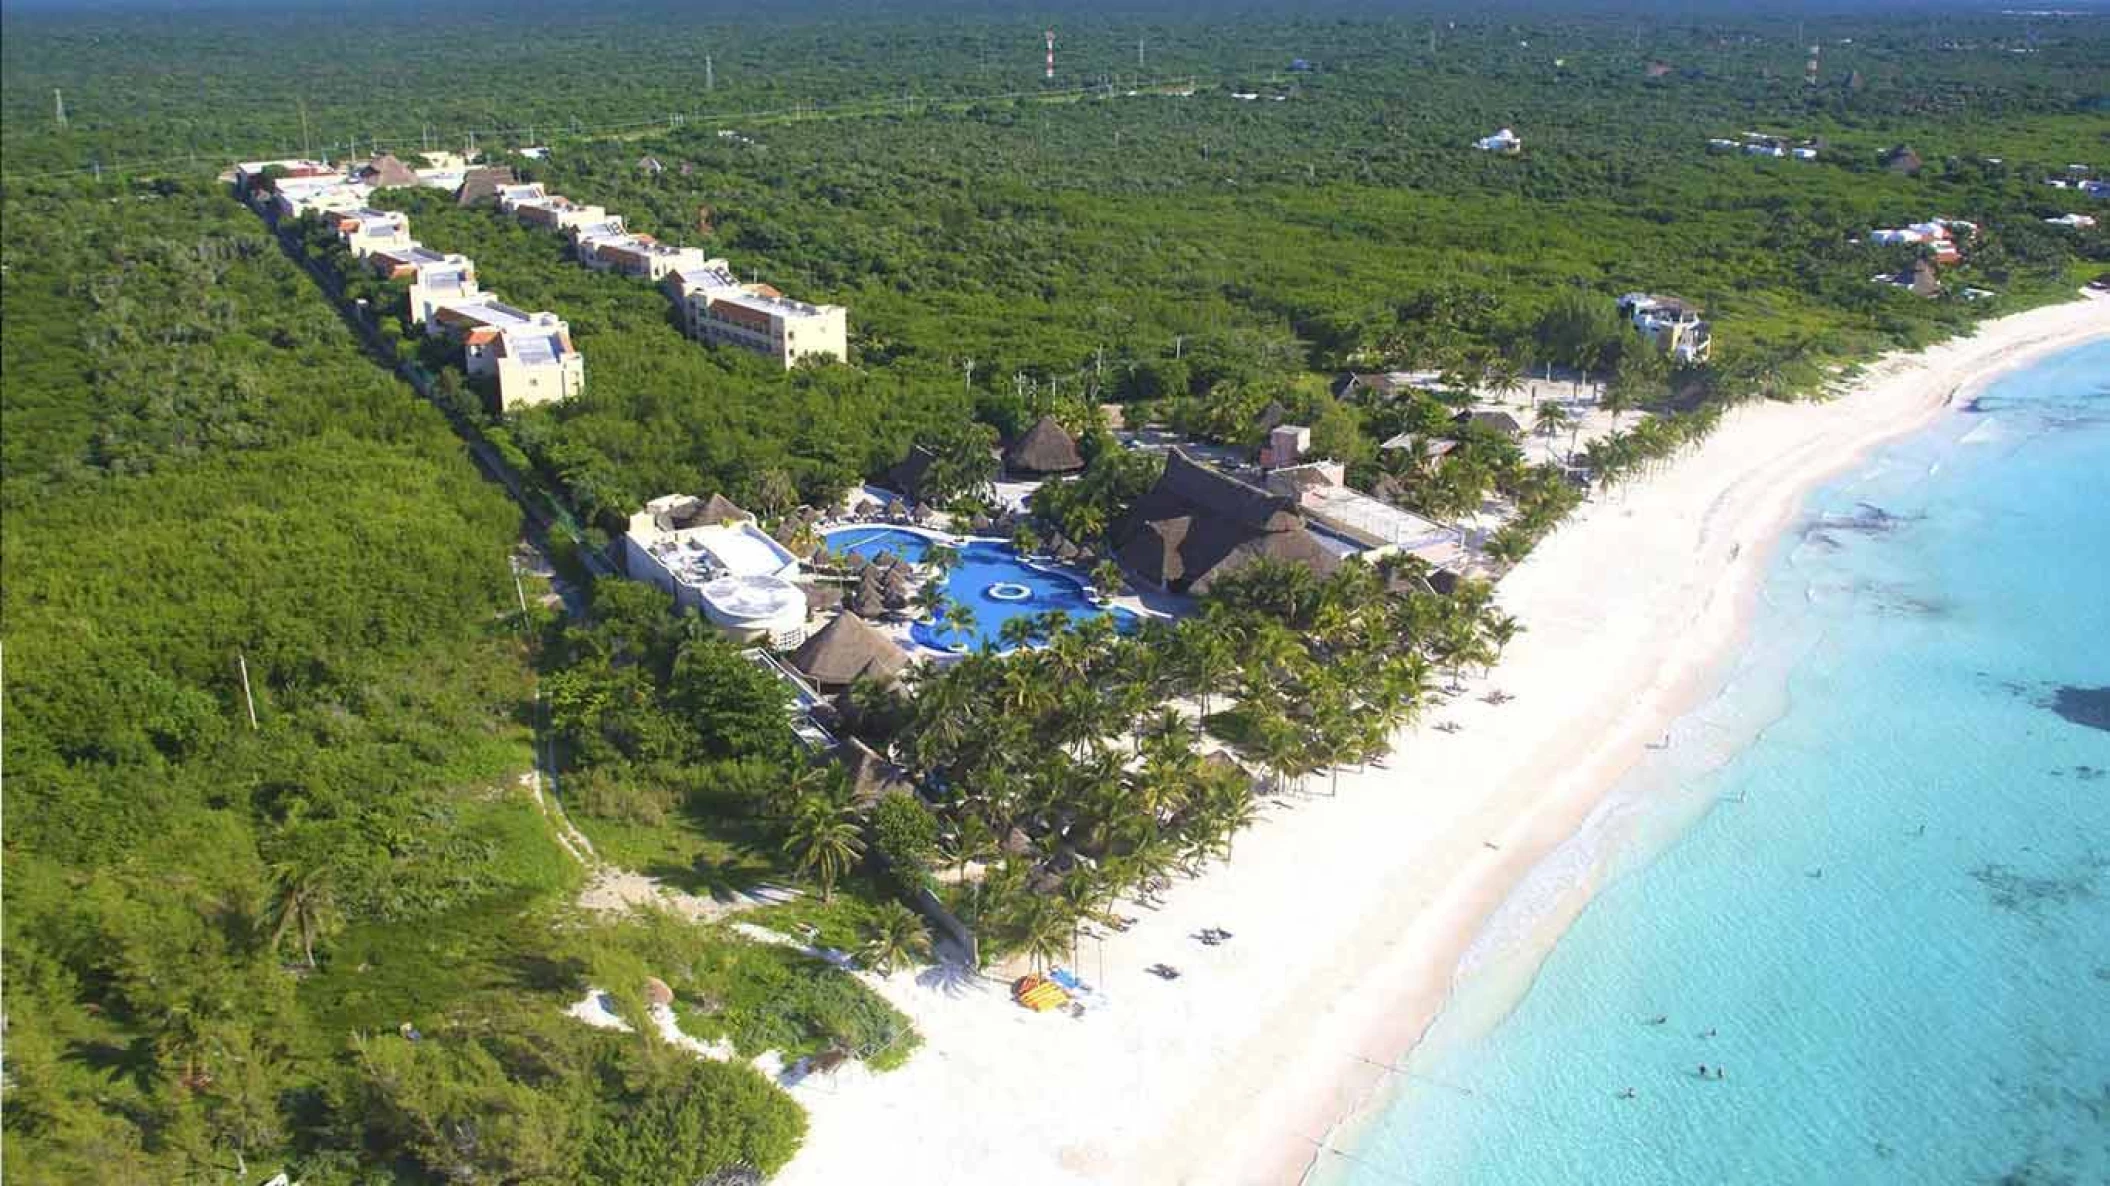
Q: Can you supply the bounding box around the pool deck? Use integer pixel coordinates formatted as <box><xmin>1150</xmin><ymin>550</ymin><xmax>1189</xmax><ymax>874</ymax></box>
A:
<box><xmin>820</xmin><ymin>520</ymin><xmax>1177</xmax><ymax>660</ymax></box>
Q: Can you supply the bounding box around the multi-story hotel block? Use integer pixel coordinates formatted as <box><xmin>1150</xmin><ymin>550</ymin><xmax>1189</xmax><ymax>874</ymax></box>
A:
<box><xmin>330</xmin><ymin>208</ymin><xmax>413</xmax><ymax>258</ymax></box>
<box><xmin>430</xmin><ymin>297</ymin><xmax>585</xmax><ymax>411</ymax></box>
<box><xmin>668</xmin><ymin>261</ymin><xmax>848</xmax><ymax>369</ymax></box>
<box><xmin>368</xmin><ymin>245</ymin><xmax>481</xmax><ymax>324</ymax></box>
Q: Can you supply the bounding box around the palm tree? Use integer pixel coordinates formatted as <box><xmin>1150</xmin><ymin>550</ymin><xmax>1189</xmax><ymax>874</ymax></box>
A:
<box><xmin>997</xmin><ymin>615</ymin><xmax>1039</xmax><ymax>652</ymax></box>
<box><xmin>1484</xmin><ymin>356</ymin><xmax>1526</xmax><ymax>408</ymax></box>
<box><xmin>860</xmin><ymin>901</ymin><xmax>932</xmax><ymax>974</ymax></box>
<box><xmin>1090</xmin><ymin>559</ymin><xmax>1125</xmax><ymax>601</ymax></box>
<box><xmin>944</xmin><ymin>602</ymin><xmax>980</xmax><ymax>650</ymax></box>
<box><xmin>916</xmin><ymin>583</ymin><xmax>949</xmax><ymax>621</ymax></box>
<box><xmin>1534</xmin><ymin>399</ymin><xmax>1569</xmax><ymax>443</ymax></box>
<box><xmin>782</xmin><ymin>788</ymin><xmax>866</xmax><ymax>903</ymax></box>
<box><xmin>266</xmin><ymin>859</ymin><xmax>342</xmax><ymax>970</ymax></box>
<box><xmin>925</xmin><ymin>543</ymin><xmax>962</xmax><ymax>576</ymax></box>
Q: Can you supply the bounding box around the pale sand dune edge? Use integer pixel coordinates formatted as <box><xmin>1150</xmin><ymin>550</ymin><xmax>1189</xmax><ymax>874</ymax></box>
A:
<box><xmin>770</xmin><ymin>295</ymin><xmax>2107</xmax><ymax>1186</ymax></box>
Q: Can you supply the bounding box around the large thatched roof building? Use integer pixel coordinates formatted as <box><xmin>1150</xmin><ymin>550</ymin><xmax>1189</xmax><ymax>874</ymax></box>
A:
<box><xmin>1112</xmin><ymin>449</ymin><xmax>1340</xmax><ymax>595</ymax></box>
<box><xmin>357</xmin><ymin>153</ymin><xmax>421</xmax><ymax>188</ymax></box>
<box><xmin>789</xmin><ymin>611</ymin><xmax>910</xmax><ymax>690</ymax></box>
<box><xmin>883</xmin><ymin>445</ymin><xmax>938</xmax><ymax>503</ymax></box>
<box><xmin>456</xmin><ymin>165</ymin><xmax>519</xmax><ymax>206</ymax></box>
<box><xmin>1002</xmin><ymin>416</ymin><xmax>1085</xmax><ymax>476</ymax></box>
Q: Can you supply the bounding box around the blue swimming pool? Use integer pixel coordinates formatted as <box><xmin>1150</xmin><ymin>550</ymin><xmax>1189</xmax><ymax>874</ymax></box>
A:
<box><xmin>821</xmin><ymin>528</ymin><xmax>1137</xmax><ymax>653</ymax></box>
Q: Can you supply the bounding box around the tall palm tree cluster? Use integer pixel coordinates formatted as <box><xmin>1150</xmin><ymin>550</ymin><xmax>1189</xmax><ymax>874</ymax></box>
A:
<box><xmin>844</xmin><ymin>555</ymin><xmax>1521</xmax><ymax>966</ymax></box>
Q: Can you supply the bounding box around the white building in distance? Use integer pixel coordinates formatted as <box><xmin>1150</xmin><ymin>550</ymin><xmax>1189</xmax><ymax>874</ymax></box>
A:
<box><xmin>429</xmin><ymin>296</ymin><xmax>585</xmax><ymax>411</ymax></box>
<box><xmin>368</xmin><ymin>244</ymin><xmax>481</xmax><ymax>324</ymax></box>
<box><xmin>1617</xmin><ymin>293</ymin><xmax>1713</xmax><ymax>363</ymax></box>
<box><xmin>623</xmin><ymin>494</ymin><xmax>809</xmax><ymax>645</ymax></box>
<box><xmin>329</xmin><ymin>208</ymin><xmax>413</xmax><ymax>258</ymax></box>
<box><xmin>668</xmin><ymin>260</ymin><xmax>848</xmax><ymax>369</ymax></box>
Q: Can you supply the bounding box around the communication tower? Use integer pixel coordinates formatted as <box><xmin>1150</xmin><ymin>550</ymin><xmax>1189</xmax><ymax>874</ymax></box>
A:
<box><xmin>1046</xmin><ymin>29</ymin><xmax>1056</xmax><ymax>80</ymax></box>
<box><xmin>1805</xmin><ymin>45</ymin><xmax>1821</xmax><ymax>87</ymax></box>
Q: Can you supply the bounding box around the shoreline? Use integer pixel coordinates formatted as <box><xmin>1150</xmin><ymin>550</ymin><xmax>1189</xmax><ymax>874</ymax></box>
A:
<box><xmin>769</xmin><ymin>295</ymin><xmax>2108</xmax><ymax>1186</ymax></box>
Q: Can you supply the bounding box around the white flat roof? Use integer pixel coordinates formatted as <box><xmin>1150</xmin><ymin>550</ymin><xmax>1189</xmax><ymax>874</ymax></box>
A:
<box><xmin>640</xmin><ymin>521</ymin><xmax>797</xmax><ymax>583</ymax></box>
<box><xmin>701</xmin><ymin>574</ymin><xmax>806</xmax><ymax>625</ymax></box>
<box><xmin>1298</xmin><ymin>484</ymin><xmax>1452</xmax><ymax>551</ymax></box>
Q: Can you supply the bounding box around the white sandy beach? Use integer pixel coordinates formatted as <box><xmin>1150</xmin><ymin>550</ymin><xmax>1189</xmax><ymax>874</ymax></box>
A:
<box><xmin>771</xmin><ymin>295</ymin><xmax>2108</xmax><ymax>1186</ymax></box>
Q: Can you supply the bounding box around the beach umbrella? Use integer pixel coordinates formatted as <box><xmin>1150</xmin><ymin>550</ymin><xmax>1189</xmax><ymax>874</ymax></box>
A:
<box><xmin>643</xmin><ymin>977</ymin><xmax>674</xmax><ymax>1008</ymax></box>
<box><xmin>872</xmin><ymin>549</ymin><xmax>900</xmax><ymax>569</ymax></box>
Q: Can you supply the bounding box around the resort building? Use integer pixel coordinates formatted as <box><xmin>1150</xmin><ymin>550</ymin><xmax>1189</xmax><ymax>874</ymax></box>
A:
<box><xmin>669</xmin><ymin>260</ymin><xmax>848</xmax><ymax>369</ymax></box>
<box><xmin>577</xmin><ymin>227</ymin><xmax>709</xmax><ymax>281</ymax></box>
<box><xmin>493</xmin><ymin>183</ymin><xmax>549</xmax><ymax>212</ymax></box>
<box><xmin>1475</xmin><ymin>128</ymin><xmax>1522</xmax><ymax>154</ymax></box>
<box><xmin>788</xmin><ymin>611</ymin><xmax>910</xmax><ymax>692</ymax></box>
<box><xmin>1616</xmin><ymin>293</ymin><xmax>1713</xmax><ymax>363</ymax></box>
<box><xmin>1259</xmin><ymin>424</ymin><xmax>1311</xmax><ymax>468</ymax></box>
<box><xmin>513</xmin><ymin>194</ymin><xmax>610</xmax><ymax>232</ymax></box>
<box><xmin>455</xmin><ymin>166</ymin><xmax>520</xmax><ymax>207</ymax></box>
<box><xmin>355</xmin><ymin>154</ymin><xmax>422</xmax><ymax>188</ymax></box>
<box><xmin>232</xmin><ymin>159</ymin><xmax>337</xmax><ymax>194</ymax></box>
<box><xmin>429</xmin><ymin>296</ymin><xmax>584</xmax><ymax>410</ymax></box>
<box><xmin>1112</xmin><ymin>449</ymin><xmax>1342</xmax><ymax>595</ymax></box>
<box><xmin>1264</xmin><ymin>461</ymin><xmax>1457</xmax><ymax>564</ymax></box>
<box><xmin>267</xmin><ymin>173</ymin><xmax>374</xmax><ymax>220</ymax></box>
<box><xmin>622</xmin><ymin>494</ymin><xmax>809</xmax><ymax>646</ymax></box>
<box><xmin>2047</xmin><ymin>214</ymin><xmax>2098</xmax><ymax>229</ymax></box>
<box><xmin>368</xmin><ymin>245</ymin><xmax>480</xmax><ymax>324</ymax></box>
<box><xmin>330</xmin><ymin>208</ymin><xmax>413</xmax><ymax>258</ymax></box>
<box><xmin>1003</xmin><ymin>416</ymin><xmax>1085</xmax><ymax>477</ymax></box>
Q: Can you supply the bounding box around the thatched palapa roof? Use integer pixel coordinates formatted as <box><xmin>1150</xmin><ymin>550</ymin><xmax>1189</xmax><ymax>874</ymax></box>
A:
<box><xmin>1111</xmin><ymin>449</ymin><xmax>1338</xmax><ymax>595</ymax></box>
<box><xmin>359</xmin><ymin>153</ymin><xmax>421</xmax><ymax>187</ymax></box>
<box><xmin>884</xmin><ymin>446</ymin><xmax>937</xmax><ymax>502</ymax></box>
<box><xmin>1003</xmin><ymin>415</ymin><xmax>1085</xmax><ymax>476</ymax></box>
<box><xmin>455</xmin><ymin>165</ymin><xmax>518</xmax><ymax>206</ymax></box>
<box><xmin>837</xmin><ymin>737</ymin><xmax>915</xmax><ymax>805</ymax></box>
<box><xmin>790</xmin><ymin>612</ymin><xmax>910</xmax><ymax>688</ymax></box>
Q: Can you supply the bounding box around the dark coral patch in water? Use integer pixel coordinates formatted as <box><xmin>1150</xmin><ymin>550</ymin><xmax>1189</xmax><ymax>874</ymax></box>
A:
<box><xmin>2049</xmin><ymin>686</ymin><xmax>2110</xmax><ymax>733</ymax></box>
<box><xmin>1970</xmin><ymin>861</ymin><xmax>2100</xmax><ymax>917</ymax></box>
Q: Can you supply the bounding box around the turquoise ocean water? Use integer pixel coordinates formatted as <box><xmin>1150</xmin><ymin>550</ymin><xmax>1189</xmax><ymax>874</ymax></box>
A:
<box><xmin>1326</xmin><ymin>338</ymin><xmax>2110</xmax><ymax>1186</ymax></box>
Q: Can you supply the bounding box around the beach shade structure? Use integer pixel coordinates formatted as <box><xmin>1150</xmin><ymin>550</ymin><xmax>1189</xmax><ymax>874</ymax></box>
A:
<box><xmin>882</xmin><ymin>564</ymin><xmax>914</xmax><ymax>595</ymax></box>
<box><xmin>1003</xmin><ymin>415</ymin><xmax>1087</xmax><ymax>476</ymax></box>
<box><xmin>1054</xmin><ymin>538</ymin><xmax>1081</xmax><ymax>563</ymax></box>
<box><xmin>810</xmin><ymin>545</ymin><xmax>836</xmax><ymax>569</ymax></box>
<box><xmin>849</xmin><ymin>584</ymin><xmax>890</xmax><ymax>621</ymax></box>
<box><xmin>1201</xmin><ymin>750</ymin><xmax>1261</xmax><ymax>793</ymax></box>
<box><xmin>970</xmin><ymin>513</ymin><xmax>994</xmax><ymax>533</ymax></box>
<box><xmin>789</xmin><ymin>611</ymin><xmax>911</xmax><ymax>691</ymax></box>
<box><xmin>836</xmin><ymin>737</ymin><xmax>915</xmax><ymax>805</ymax></box>
<box><xmin>871</xmin><ymin>549</ymin><xmax>901</xmax><ymax>570</ymax></box>
<box><xmin>1002</xmin><ymin>826</ymin><xmax>1036</xmax><ymax>857</ymax></box>
<box><xmin>1454</xmin><ymin>409</ymin><xmax>1525</xmax><ymax>437</ymax></box>
<box><xmin>803</xmin><ymin>581</ymin><xmax>845</xmax><ymax>618</ymax></box>
<box><xmin>845</xmin><ymin>551</ymin><xmax>871</xmax><ymax>572</ymax></box>
<box><xmin>887</xmin><ymin>496</ymin><xmax>910</xmax><ymax>521</ymax></box>
<box><xmin>643</xmin><ymin>977</ymin><xmax>675</xmax><ymax>1008</ymax></box>
<box><xmin>912</xmin><ymin>503</ymin><xmax>938</xmax><ymax>525</ymax></box>
<box><xmin>855</xmin><ymin>498</ymin><xmax>881</xmax><ymax>519</ymax></box>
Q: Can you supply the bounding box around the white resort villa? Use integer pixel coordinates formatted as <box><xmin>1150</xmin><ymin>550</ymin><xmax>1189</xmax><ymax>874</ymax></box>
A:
<box><xmin>669</xmin><ymin>261</ymin><xmax>849</xmax><ymax>370</ymax></box>
<box><xmin>1617</xmin><ymin>293</ymin><xmax>1713</xmax><ymax>363</ymax></box>
<box><xmin>235</xmin><ymin>156</ymin><xmax>590</xmax><ymax>413</ymax></box>
<box><xmin>494</xmin><ymin>180</ymin><xmax>851</xmax><ymax>369</ymax></box>
<box><xmin>429</xmin><ymin>297</ymin><xmax>585</xmax><ymax>410</ymax></box>
<box><xmin>622</xmin><ymin>494</ymin><xmax>811</xmax><ymax>647</ymax></box>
